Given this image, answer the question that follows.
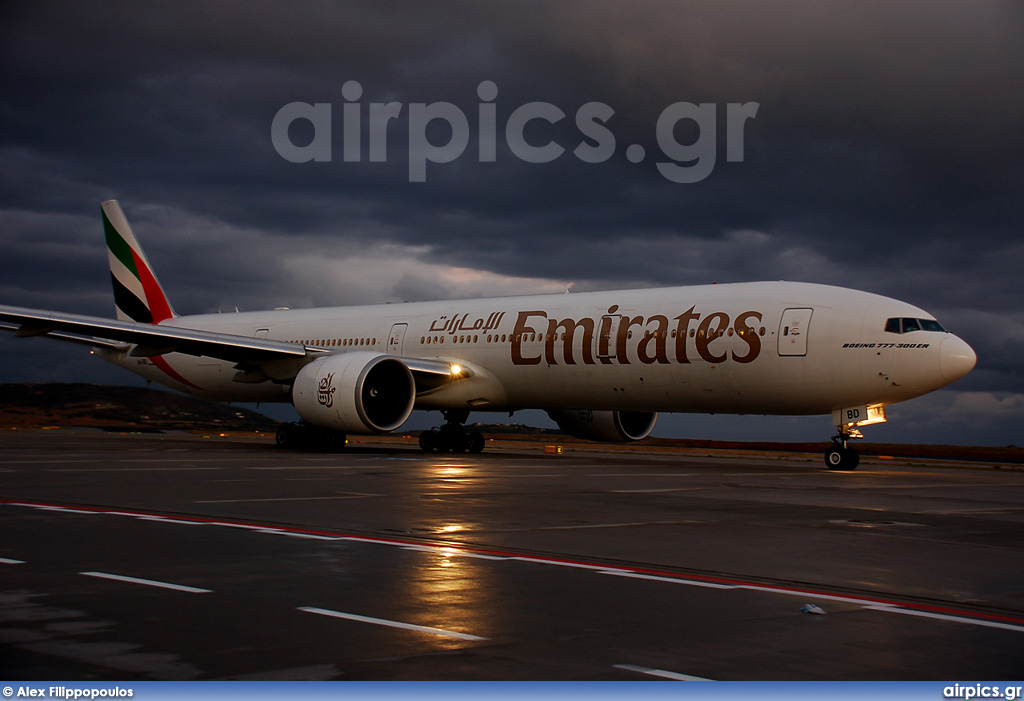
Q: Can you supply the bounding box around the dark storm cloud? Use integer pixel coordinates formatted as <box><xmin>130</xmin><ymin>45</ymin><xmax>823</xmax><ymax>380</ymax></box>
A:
<box><xmin>1</xmin><ymin>1</ymin><xmax>1022</xmax><ymax>443</ymax></box>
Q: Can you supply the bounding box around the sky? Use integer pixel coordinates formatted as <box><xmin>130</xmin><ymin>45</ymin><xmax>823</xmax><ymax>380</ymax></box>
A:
<box><xmin>1</xmin><ymin>1</ymin><xmax>1022</xmax><ymax>445</ymax></box>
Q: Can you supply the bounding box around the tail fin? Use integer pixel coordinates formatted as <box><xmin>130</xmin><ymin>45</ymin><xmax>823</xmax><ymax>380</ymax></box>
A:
<box><xmin>101</xmin><ymin>200</ymin><xmax>176</xmax><ymax>323</ymax></box>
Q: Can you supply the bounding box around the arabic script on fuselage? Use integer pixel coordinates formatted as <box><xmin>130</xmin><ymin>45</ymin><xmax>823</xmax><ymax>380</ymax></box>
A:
<box><xmin>427</xmin><ymin>305</ymin><xmax>765</xmax><ymax>366</ymax></box>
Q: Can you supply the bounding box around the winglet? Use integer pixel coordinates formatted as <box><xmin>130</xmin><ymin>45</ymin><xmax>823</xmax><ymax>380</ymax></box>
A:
<box><xmin>102</xmin><ymin>200</ymin><xmax>176</xmax><ymax>323</ymax></box>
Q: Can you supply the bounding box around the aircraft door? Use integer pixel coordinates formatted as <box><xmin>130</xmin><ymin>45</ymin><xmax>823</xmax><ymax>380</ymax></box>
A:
<box><xmin>778</xmin><ymin>308</ymin><xmax>812</xmax><ymax>357</ymax></box>
<box><xmin>387</xmin><ymin>323</ymin><xmax>408</xmax><ymax>356</ymax></box>
<box><xmin>596</xmin><ymin>315</ymin><xmax>621</xmax><ymax>360</ymax></box>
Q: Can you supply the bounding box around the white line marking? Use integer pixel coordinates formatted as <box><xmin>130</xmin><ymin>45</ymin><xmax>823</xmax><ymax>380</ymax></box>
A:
<box><xmin>246</xmin><ymin>465</ymin><xmax>369</xmax><ymax>471</ymax></box>
<box><xmin>863</xmin><ymin>604</ymin><xmax>1024</xmax><ymax>633</ymax></box>
<box><xmin>609</xmin><ymin>488</ymin><xmax>701</xmax><ymax>493</ymax></box>
<box><xmin>510</xmin><ymin>556</ymin><xmax>608</xmax><ymax>571</ymax></box>
<box><xmin>298</xmin><ymin>606</ymin><xmax>487</xmax><ymax>641</ymax></box>
<box><xmin>599</xmin><ymin>570</ymin><xmax>736</xmax><ymax>589</ymax></box>
<box><xmin>401</xmin><ymin>544</ymin><xmax>446</xmax><ymax>553</ymax></box>
<box><xmin>80</xmin><ymin>571</ymin><xmax>212</xmax><ymax>593</ymax></box>
<box><xmin>30</xmin><ymin>505</ymin><xmax>100</xmax><ymax>514</ymax></box>
<box><xmin>19</xmin><ymin>502</ymin><xmax>1022</xmax><ymax>635</ymax></box>
<box><xmin>614</xmin><ymin>664</ymin><xmax>713</xmax><ymax>680</ymax></box>
<box><xmin>195</xmin><ymin>494</ymin><xmax>381</xmax><ymax>503</ymax></box>
<box><xmin>600</xmin><ymin>473</ymin><xmax>700</xmax><ymax>478</ymax></box>
<box><xmin>49</xmin><ymin>467</ymin><xmax>221</xmax><ymax>472</ymax></box>
<box><xmin>133</xmin><ymin>516</ymin><xmax>205</xmax><ymax>525</ymax></box>
<box><xmin>0</xmin><ymin>558</ymin><xmax>25</xmax><ymax>565</ymax></box>
<box><xmin>498</xmin><ymin>520</ymin><xmax>693</xmax><ymax>532</ymax></box>
<box><xmin>266</xmin><ymin>531</ymin><xmax>340</xmax><ymax>541</ymax></box>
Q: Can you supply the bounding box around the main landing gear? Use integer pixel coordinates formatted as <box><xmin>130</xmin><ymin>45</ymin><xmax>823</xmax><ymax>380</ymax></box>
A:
<box><xmin>419</xmin><ymin>409</ymin><xmax>485</xmax><ymax>454</ymax></box>
<box><xmin>825</xmin><ymin>426</ymin><xmax>861</xmax><ymax>471</ymax></box>
<box><xmin>276</xmin><ymin>422</ymin><xmax>347</xmax><ymax>452</ymax></box>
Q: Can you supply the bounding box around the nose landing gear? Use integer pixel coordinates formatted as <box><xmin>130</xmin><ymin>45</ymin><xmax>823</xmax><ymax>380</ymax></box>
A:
<box><xmin>825</xmin><ymin>426</ymin><xmax>861</xmax><ymax>470</ymax></box>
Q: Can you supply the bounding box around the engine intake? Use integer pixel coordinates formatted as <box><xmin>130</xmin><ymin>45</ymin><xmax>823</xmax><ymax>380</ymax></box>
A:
<box><xmin>548</xmin><ymin>410</ymin><xmax>657</xmax><ymax>443</ymax></box>
<box><xmin>293</xmin><ymin>352</ymin><xmax>415</xmax><ymax>434</ymax></box>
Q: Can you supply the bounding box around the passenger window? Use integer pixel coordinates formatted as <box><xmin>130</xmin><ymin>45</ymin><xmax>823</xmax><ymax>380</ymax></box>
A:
<box><xmin>884</xmin><ymin>318</ymin><xmax>901</xmax><ymax>333</ymax></box>
<box><xmin>901</xmin><ymin>318</ymin><xmax>921</xmax><ymax>333</ymax></box>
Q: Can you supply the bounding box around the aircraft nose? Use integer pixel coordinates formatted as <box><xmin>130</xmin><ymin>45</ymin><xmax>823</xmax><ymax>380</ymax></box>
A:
<box><xmin>939</xmin><ymin>335</ymin><xmax>976</xmax><ymax>383</ymax></box>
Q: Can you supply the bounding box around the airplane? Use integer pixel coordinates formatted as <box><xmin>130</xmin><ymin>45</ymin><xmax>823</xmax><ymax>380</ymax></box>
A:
<box><xmin>0</xmin><ymin>201</ymin><xmax>976</xmax><ymax>470</ymax></box>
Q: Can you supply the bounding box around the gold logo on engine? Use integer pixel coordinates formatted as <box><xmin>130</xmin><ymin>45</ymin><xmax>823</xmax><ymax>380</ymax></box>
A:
<box><xmin>317</xmin><ymin>372</ymin><xmax>336</xmax><ymax>408</ymax></box>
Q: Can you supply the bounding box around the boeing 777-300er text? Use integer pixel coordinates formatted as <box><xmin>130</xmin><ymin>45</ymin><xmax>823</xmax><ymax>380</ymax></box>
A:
<box><xmin>0</xmin><ymin>201</ymin><xmax>976</xmax><ymax>469</ymax></box>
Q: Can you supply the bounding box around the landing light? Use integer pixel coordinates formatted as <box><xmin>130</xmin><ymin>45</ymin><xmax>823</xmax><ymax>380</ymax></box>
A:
<box><xmin>450</xmin><ymin>364</ymin><xmax>463</xmax><ymax>376</ymax></box>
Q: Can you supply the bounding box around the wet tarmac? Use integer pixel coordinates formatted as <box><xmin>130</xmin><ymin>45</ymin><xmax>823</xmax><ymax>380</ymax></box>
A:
<box><xmin>1</xmin><ymin>429</ymin><xmax>1022</xmax><ymax>679</ymax></box>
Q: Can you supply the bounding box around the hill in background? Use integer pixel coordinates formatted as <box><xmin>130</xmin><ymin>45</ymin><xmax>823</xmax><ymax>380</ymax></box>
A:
<box><xmin>0</xmin><ymin>383</ymin><xmax>279</xmax><ymax>432</ymax></box>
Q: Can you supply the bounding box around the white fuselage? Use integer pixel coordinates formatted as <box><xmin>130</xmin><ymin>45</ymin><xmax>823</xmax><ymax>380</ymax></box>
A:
<box><xmin>101</xmin><ymin>281</ymin><xmax>975</xmax><ymax>419</ymax></box>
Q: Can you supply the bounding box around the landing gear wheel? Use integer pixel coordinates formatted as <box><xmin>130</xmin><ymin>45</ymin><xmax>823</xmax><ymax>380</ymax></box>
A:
<box><xmin>418</xmin><ymin>411</ymin><xmax>487</xmax><ymax>454</ymax></box>
<box><xmin>825</xmin><ymin>445</ymin><xmax>859</xmax><ymax>471</ymax></box>
<box><xmin>418</xmin><ymin>430</ymin><xmax>437</xmax><ymax>452</ymax></box>
<box><xmin>276</xmin><ymin>423</ymin><xmax>297</xmax><ymax>448</ymax></box>
<box><xmin>449</xmin><ymin>430</ymin><xmax>469</xmax><ymax>454</ymax></box>
<box><xmin>318</xmin><ymin>429</ymin><xmax>347</xmax><ymax>453</ymax></box>
<box><xmin>467</xmin><ymin>431</ymin><xmax>485</xmax><ymax>454</ymax></box>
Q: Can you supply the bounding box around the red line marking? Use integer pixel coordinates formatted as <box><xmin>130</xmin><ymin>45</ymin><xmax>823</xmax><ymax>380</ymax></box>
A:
<box><xmin>4</xmin><ymin>499</ymin><xmax>1024</xmax><ymax>628</ymax></box>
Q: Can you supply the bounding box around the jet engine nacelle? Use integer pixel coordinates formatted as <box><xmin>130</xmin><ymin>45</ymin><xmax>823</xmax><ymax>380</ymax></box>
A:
<box><xmin>548</xmin><ymin>409</ymin><xmax>657</xmax><ymax>443</ymax></box>
<box><xmin>292</xmin><ymin>351</ymin><xmax>415</xmax><ymax>434</ymax></box>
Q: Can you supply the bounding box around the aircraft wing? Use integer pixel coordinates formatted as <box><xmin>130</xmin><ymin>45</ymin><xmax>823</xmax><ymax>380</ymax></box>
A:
<box><xmin>0</xmin><ymin>305</ymin><xmax>308</xmax><ymax>363</ymax></box>
<box><xmin>0</xmin><ymin>304</ymin><xmax>457</xmax><ymax>386</ymax></box>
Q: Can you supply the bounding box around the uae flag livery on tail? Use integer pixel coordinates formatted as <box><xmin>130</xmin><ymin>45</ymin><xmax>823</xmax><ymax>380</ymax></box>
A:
<box><xmin>102</xmin><ymin>200</ymin><xmax>175</xmax><ymax>324</ymax></box>
<box><xmin>101</xmin><ymin>201</ymin><xmax>199</xmax><ymax>389</ymax></box>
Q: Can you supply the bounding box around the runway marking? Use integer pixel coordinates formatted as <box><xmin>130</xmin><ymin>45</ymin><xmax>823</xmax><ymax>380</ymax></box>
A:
<box><xmin>0</xmin><ymin>557</ymin><xmax>25</xmax><ymax>564</ymax></box>
<box><xmin>298</xmin><ymin>606</ymin><xmax>487</xmax><ymax>641</ymax></box>
<box><xmin>917</xmin><ymin>507</ymin><xmax>1024</xmax><ymax>515</ymax></box>
<box><xmin>212</xmin><ymin>477</ymin><xmax>339</xmax><ymax>483</ymax></box>
<box><xmin>195</xmin><ymin>493</ymin><xmax>382</xmax><ymax>503</ymax></box>
<box><xmin>0</xmin><ymin>458</ymin><xmax>110</xmax><ymax>465</ymax></box>
<box><xmin>600</xmin><ymin>571</ymin><xmax>735</xmax><ymax>589</ymax></box>
<box><xmin>614</xmin><ymin>664</ymin><xmax>713</xmax><ymax>680</ymax></box>
<box><xmin>863</xmin><ymin>604</ymin><xmax>1024</xmax><ymax>633</ymax></box>
<box><xmin>255</xmin><ymin>530</ymin><xmax>340</xmax><ymax>541</ymax></box>
<box><xmin>81</xmin><ymin>571</ymin><xmax>212</xmax><ymax>594</ymax></box>
<box><xmin>30</xmin><ymin>505</ymin><xmax>101</xmax><ymax>514</ymax></box>
<box><xmin>246</xmin><ymin>465</ymin><xmax>372</xmax><ymax>471</ymax></box>
<box><xmin>609</xmin><ymin>488</ymin><xmax>703</xmax><ymax>493</ymax></box>
<box><xmin>718</xmin><ymin>472</ymin><xmax>820</xmax><ymax>477</ymax></box>
<box><xmin>9</xmin><ymin>500</ymin><xmax>1024</xmax><ymax>634</ymax></box>
<box><xmin>497</xmin><ymin>520</ymin><xmax>694</xmax><ymax>532</ymax></box>
<box><xmin>133</xmin><ymin>515</ymin><xmax>206</xmax><ymax>525</ymax></box>
<box><xmin>49</xmin><ymin>467</ymin><xmax>221</xmax><ymax>472</ymax></box>
<box><xmin>599</xmin><ymin>473</ymin><xmax>701</xmax><ymax>478</ymax></box>
<box><xmin>837</xmin><ymin>481</ymin><xmax>1023</xmax><ymax>490</ymax></box>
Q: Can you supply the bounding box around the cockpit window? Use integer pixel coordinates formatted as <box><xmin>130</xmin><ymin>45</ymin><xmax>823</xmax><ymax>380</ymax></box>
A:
<box><xmin>884</xmin><ymin>317</ymin><xmax>946</xmax><ymax>334</ymax></box>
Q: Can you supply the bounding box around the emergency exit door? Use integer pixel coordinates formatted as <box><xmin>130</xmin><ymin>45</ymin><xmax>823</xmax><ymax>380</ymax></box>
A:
<box><xmin>778</xmin><ymin>308</ymin><xmax>812</xmax><ymax>356</ymax></box>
